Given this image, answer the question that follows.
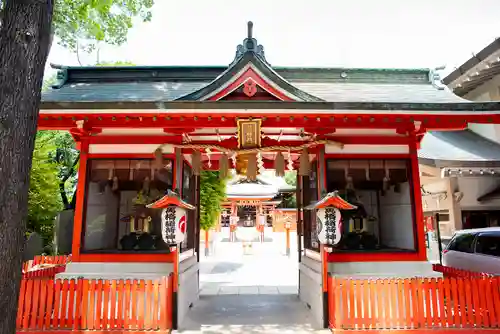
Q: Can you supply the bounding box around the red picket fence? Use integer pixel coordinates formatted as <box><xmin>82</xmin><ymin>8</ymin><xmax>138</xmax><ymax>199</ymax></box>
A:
<box><xmin>17</xmin><ymin>274</ymin><xmax>174</xmax><ymax>332</ymax></box>
<box><xmin>328</xmin><ymin>275</ymin><xmax>500</xmax><ymax>330</ymax></box>
<box><xmin>433</xmin><ymin>264</ymin><xmax>494</xmax><ymax>278</ymax></box>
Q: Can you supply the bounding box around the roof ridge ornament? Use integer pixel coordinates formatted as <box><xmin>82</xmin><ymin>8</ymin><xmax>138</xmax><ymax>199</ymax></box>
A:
<box><xmin>231</xmin><ymin>21</ymin><xmax>270</xmax><ymax>66</ymax></box>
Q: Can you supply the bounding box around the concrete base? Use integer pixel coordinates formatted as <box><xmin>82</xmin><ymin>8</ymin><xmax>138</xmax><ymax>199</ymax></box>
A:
<box><xmin>328</xmin><ymin>260</ymin><xmax>440</xmax><ymax>278</ymax></box>
<box><xmin>56</xmin><ymin>262</ymin><xmax>174</xmax><ymax>280</ymax></box>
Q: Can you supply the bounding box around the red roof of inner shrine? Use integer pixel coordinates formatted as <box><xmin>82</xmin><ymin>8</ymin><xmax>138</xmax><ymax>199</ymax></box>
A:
<box><xmin>305</xmin><ymin>191</ymin><xmax>357</xmax><ymax>210</ymax></box>
<box><xmin>147</xmin><ymin>190</ymin><xmax>195</xmax><ymax>210</ymax></box>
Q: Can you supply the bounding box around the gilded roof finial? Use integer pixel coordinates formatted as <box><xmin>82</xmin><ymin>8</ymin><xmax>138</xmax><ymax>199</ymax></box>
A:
<box><xmin>247</xmin><ymin>21</ymin><xmax>253</xmax><ymax>39</ymax></box>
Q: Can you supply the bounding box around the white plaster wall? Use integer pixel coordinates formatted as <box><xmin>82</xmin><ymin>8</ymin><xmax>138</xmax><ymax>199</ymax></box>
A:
<box><xmin>328</xmin><ymin>261</ymin><xmax>438</xmax><ymax>278</ymax></box>
<box><xmin>464</xmin><ymin>74</ymin><xmax>500</xmax><ymax>143</ymax></box>
<box><xmin>89</xmin><ymin>144</ymin><xmax>174</xmax><ymax>154</ymax></box>
<box><xmin>177</xmin><ymin>255</ymin><xmax>199</xmax><ymax>329</ymax></box>
<box><xmin>325</xmin><ymin>144</ymin><xmax>409</xmax><ymax>154</ymax></box>
<box><xmin>355</xmin><ymin>191</ymin><xmax>379</xmax><ymax>238</ymax></box>
<box><xmin>468</xmin><ymin>124</ymin><xmax>500</xmax><ymax>144</ymax></box>
<box><xmin>299</xmin><ymin>255</ymin><xmax>323</xmax><ymax>329</ymax></box>
<box><xmin>379</xmin><ymin>183</ymin><xmax>414</xmax><ymax>250</ymax></box>
<box><xmin>458</xmin><ymin>177</ymin><xmax>500</xmax><ymax>210</ymax></box>
<box><xmin>84</xmin><ymin>183</ymin><xmax>119</xmax><ymax>250</ymax></box>
<box><xmin>57</xmin><ymin>262</ymin><xmax>174</xmax><ymax>280</ymax></box>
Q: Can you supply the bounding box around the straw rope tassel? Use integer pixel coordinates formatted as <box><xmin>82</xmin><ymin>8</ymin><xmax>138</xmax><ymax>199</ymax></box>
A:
<box><xmin>192</xmin><ymin>150</ymin><xmax>202</xmax><ymax>175</ymax></box>
<box><xmin>298</xmin><ymin>148</ymin><xmax>310</xmax><ymax>176</ymax></box>
<box><xmin>246</xmin><ymin>153</ymin><xmax>258</xmax><ymax>181</ymax></box>
<box><xmin>219</xmin><ymin>153</ymin><xmax>229</xmax><ymax>179</ymax></box>
<box><xmin>154</xmin><ymin>148</ymin><xmax>164</xmax><ymax>169</ymax></box>
<box><xmin>274</xmin><ymin>152</ymin><xmax>285</xmax><ymax>177</ymax></box>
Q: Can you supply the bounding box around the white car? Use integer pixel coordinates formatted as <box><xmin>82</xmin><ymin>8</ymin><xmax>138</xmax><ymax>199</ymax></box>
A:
<box><xmin>442</xmin><ymin>227</ymin><xmax>500</xmax><ymax>275</ymax></box>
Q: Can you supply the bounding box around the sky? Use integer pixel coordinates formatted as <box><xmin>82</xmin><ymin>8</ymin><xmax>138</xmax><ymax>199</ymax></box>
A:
<box><xmin>46</xmin><ymin>0</ymin><xmax>500</xmax><ymax>77</ymax></box>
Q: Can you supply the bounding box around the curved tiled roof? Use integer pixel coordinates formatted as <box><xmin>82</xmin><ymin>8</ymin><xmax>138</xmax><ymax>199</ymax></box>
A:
<box><xmin>42</xmin><ymin>68</ymin><xmax>462</xmax><ymax>104</ymax></box>
<box><xmin>419</xmin><ymin>130</ymin><xmax>500</xmax><ymax>163</ymax></box>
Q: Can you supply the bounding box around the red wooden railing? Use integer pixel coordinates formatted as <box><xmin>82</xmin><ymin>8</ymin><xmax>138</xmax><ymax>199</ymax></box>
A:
<box><xmin>17</xmin><ymin>274</ymin><xmax>174</xmax><ymax>332</ymax></box>
<box><xmin>328</xmin><ymin>275</ymin><xmax>500</xmax><ymax>330</ymax></box>
<box><xmin>22</xmin><ymin>266</ymin><xmax>67</xmax><ymax>279</ymax></box>
<box><xmin>22</xmin><ymin>255</ymin><xmax>72</xmax><ymax>279</ymax></box>
<box><xmin>433</xmin><ymin>264</ymin><xmax>494</xmax><ymax>278</ymax></box>
<box><xmin>23</xmin><ymin>255</ymin><xmax>72</xmax><ymax>272</ymax></box>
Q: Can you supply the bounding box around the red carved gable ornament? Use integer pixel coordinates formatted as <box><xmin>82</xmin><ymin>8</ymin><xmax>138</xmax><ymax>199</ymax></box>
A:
<box><xmin>208</xmin><ymin>67</ymin><xmax>294</xmax><ymax>101</ymax></box>
<box><xmin>243</xmin><ymin>79</ymin><xmax>258</xmax><ymax>97</ymax></box>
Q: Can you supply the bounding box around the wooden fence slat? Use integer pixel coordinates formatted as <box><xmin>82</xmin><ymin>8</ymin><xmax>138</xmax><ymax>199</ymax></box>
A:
<box><xmin>437</xmin><ymin>278</ymin><xmax>446</xmax><ymax>328</ymax></box>
<box><xmin>16</xmin><ymin>279</ymin><xmax>27</xmax><ymax>329</ymax></box>
<box><xmin>95</xmin><ymin>279</ymin><xmax>103</xmax><ymax>330</ymax></box>
<box><xmin>362</xmin><ymin>279</ymin><xmax>370</xmax><ymax>328</ymax></box>
<box><xmin>354</xmin><ymin>280</ymin><xmax>363</xmax><ymax>329</ymax></box>
<box><xmin>430</xmin><ymin>278</ymin><xmax>438</xmax><ymax>327</ymax></box>
<box><xmin>51</xmin><ymin>279</ymin><xmax>62</xmax><ymax>329</ymax></box>
<box><xmin>144</xmin><ymin>280</ymin><xmax>152</xmax><ymax>330</ymax></box>
<box><xmin>472</xmin><ymin>277</ymin><xmax>483</xmax><ymax>327</ymax></box>
<box><xmin>491</xmin><ymin>277</ymin><xmax>500</xmax><ymax>328</ymax></box>
<box><xmin>36</xmin><ymin>279</ymin><xmax>48</xmax><ymax>329</ymax></box>
<box><xmin>327</xmin><ymin>276</ymin><xmax>335</xmax><ymax>329</ymax></box>
<box><xmin>368</xmin><ymin>280</ymin><xmax>377</xmax><ymax>329</ymax></box>
<box><xmin>73</xmin><ymin>278</ymin><xmax>83</xmax><ymax>330</ymax></box>
<box><xmin>124</xmin><ymin>279</ymin><xmax>132</xmax><ymax>330</ymax></box>
<box><xmin>88</xmin><ymin>279</ymin><xmax>96</xmax><ymax>330</ymax></box>
<box><xmin>29</xmin><ymin>279</ymin><xmax>41</xmax><ymax>329</ymax></box>
<box><xmin>116</xmin><ymin>280</ymin><xmax>125</xmax><ymax>329</ymax></box>
<box><xmin>376</xmin><ymin>279</ymin><xmax>385</xmax><ymax>329</ymax></box>
<box><xmin>109</xmin><ymin>280</ymin><xmax>117</xmax><ymax>330</ymax></box>
<box><xmin>131</xmin><ymin>279</ymin><xmax>138</xmax><ymax>329</ymax></box>
<box><xmin>102</xmin><ymin>280</ymin><xmax>110</xmax><ymax>330</ymax></box>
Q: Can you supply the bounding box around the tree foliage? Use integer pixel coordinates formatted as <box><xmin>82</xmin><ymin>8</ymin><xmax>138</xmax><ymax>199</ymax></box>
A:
<box><xmin>0</xmin><ymin>1</ymin><xmax>154</xmax><ymax>53</ymax></box>
<box><xmin>284</xmin><ymin>171</ymin><xmax>297</xmax><ymax>186</ymax></box>
<box><xmin>96</xmin><ymin>60</ymin><xmax>135</xmax><ymax>66</ymax></box>
<box><xmin>28</xmin><ymin>132</ymin><xmax>64</xmax><ymax>250</ymax></box>
<box><xmin>199</xmin><ymin>171</ymin><xmax>227</xmax><ymax>231</ymax></box>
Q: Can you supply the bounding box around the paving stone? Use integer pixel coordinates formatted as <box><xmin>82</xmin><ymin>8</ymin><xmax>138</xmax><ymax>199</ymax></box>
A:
<box><xmin>258</xmin><ymin>286</ymin><xmax>279</xmax><ymax>294</ymax></box>
<box><xmin>218</xmin><ymin>286</ymin><xmax>239</xmax><ymax>295</ymax></box>
<box><xmin>238</xmin><ymin>286</ymin><xmax>259</xmax><ymax>295</ymax></box>
<box><xmin>277</xmin><ymin>286</ymin><xmax>298</xmax><ymax>294</ymax></box>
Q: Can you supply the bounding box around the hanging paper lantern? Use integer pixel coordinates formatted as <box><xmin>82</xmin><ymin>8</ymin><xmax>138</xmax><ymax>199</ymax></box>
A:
<box><xmin>316</xmin><ymin>207</ymin><xmax>342</xmax><ymax>245</ymax></box>
<box><xmin>161</xmin><ymin>206</ymin><xmax>187</xmax><ymax>245</ymax></box>
<box><xmin>305</xmin><ymin>191</ymin><xmax>357</xmax><ymax>246</ymax></box>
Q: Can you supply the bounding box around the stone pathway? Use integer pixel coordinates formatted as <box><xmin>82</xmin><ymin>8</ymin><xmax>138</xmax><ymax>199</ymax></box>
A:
<box><xmin>175</xmin><ymin>233</ymin><xmax>328</xmax><ymax>333</ymax></box>
<box><xmin>176</xmin><ymin>295</ymin><xmax>328</xmax><ymax>334</ymax></box>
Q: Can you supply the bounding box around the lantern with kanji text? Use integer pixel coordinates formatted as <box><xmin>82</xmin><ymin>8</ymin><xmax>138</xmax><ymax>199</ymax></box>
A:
<box><xmin>147</xmin><ymin>190</ymin><xmax>195</xmax><ymax>246</ymax></box>
<box><xmin>305</xmin><ymin>191</ymin><xmax>357</xmax><ymax>246</ymax></box>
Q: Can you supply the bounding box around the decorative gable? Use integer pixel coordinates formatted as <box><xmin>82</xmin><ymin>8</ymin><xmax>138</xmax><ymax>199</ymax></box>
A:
<box><xmin>176</xmin><ymin>22</ymin><xmax>323</xmax><ymax>102</ymax></box>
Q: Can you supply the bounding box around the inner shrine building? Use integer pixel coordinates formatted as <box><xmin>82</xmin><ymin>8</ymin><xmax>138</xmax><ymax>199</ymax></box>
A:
<box><xmin>39</xmin><ymin>21</ymin><xmax>500</xmax><ymax>328</ymax></box>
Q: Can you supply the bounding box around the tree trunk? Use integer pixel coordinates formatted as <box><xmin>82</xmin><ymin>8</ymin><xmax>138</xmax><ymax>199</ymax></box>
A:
<box><xmin>0</xmin><ymin>1</ymin><xmax>53</xmax><ymax>333</ymax></box>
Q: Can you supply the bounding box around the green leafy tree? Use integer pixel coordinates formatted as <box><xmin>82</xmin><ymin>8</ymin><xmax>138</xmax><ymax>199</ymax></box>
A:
<box><xmin>284</xmin><ymin>170</ymin><xmax>297</xmax><ymax>186</ymax></box>
<box><xmin>0</xmin><ymin>1</ymin><xmax>152</xmax><ymax>331</ymax></box>
<box><xmin>28</xmin><ymin>132</ymin><xmax>64</xmax><ymax>251</ymax></box>
<box><xmin>199</xmin><ymin>171</ymin><xmax>227</xmax><ymax>231</ymax></box>
<box><xmin>97</xmin><ymin>60</ymin><xmax>135</xmax><ymax>66</ymax></box>
<box><xmin>283</xmin><ymin>171</ymin><xmax>297</xmax><ymax>208</ymax></box>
